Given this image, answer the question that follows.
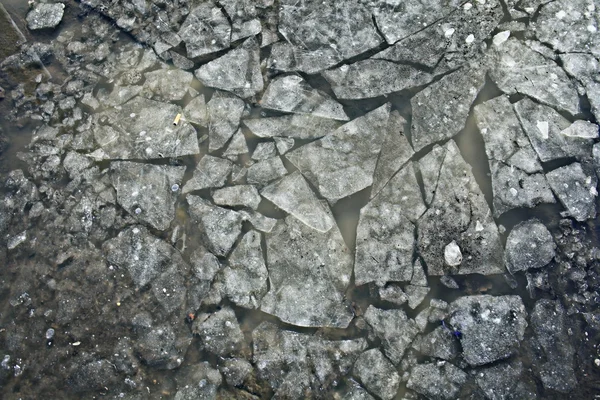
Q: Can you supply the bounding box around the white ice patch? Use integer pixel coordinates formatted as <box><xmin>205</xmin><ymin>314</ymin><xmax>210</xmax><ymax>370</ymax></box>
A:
<box><xmin>444</xmin><ymin>28</ymin><xmax>455</xmax><ymax>38</ymax></box>
<box><xmin>536</xmin><ymin>121</ymin><xmax>549</xmax><ymax>139</ymax></box>
<box><xmin>492</xmin><ymin>31</ymin><xmax>510</xmax><ymax>47</ymax></box>
<box><xmin>555</xmin><ymin>10</ymin><xmax>567</xmax><ymax>19</ymax></box>
<box><xmin>465</xmin><ymin>34</ymin><xmax>475</xmax><ymax>44</ymax></box>
<box><xmin>444</xmin><ymin>241</ymin><xmax>463</xmax><ymax>266</ymax></box>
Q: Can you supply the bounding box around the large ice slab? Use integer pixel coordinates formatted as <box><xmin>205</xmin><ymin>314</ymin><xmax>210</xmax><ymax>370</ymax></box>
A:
<box><xmin>178</xmin><ymin>3</ymin><xmax>231</xmax><ymax>58</ymax></box>
<box><xmin>195</xmin><ymin>37</ymin><xmax>263</xmax><ymax>99</ymax></box>
<box><xmin>90</xmin><ymin>97</ymin><xmax>200</xmax><ymax>160</ymax></box>
<box><xmin>187</xmin><ymin>195</ymin><xmax>243</xmax><ymax>257</ymax></box>
<box><xmin>355</xmin><ymin>164</ymin><xmax>424</xmax><ymax>286</ymax></box>
<box><xmin>110</xmin><ymin>161</ymin><xmax>185</xmax><ymax>231</ymax></box>
<box><xmin>287</xmin><ymin>104</ymin><xmax>391</xmax><ymax>202</ymax></box>
<box><xmin>411</xmin><ymin>66</ymin><xmax>485</xmax><ymax>152</ymax></box>
<box><xmin>474</xmin><ymin>96</ymin><xmax>555</xmax><ymax>217</ymax></box>
<box><xmin>260</xmin><ymin>171</ymin><xmax>335</xmax><ymax>233</ymax></box>
<box><xmin>417</xmin><ymin>141</ymin><xmax>504</xmax><ymax>276</ymax></box>
<box><xmin>488</xmin><ymin>38</ymin><xmax>580</xmax><ymax>115</ymax></box>
<box><xmin>261</xmin><ymin>216</ymin><xmax>353</xmax><ymax>328</ymax></box>
<box><xmin>260</xmin><ymin>75</ymin><xmax>348</xmax><ymax>121</ymax></box>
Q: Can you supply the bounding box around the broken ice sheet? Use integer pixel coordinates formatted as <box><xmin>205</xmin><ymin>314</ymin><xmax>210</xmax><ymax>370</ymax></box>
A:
<box><xmin>187</xmin><ymin>195</ymin><xmax>243</xmax><ymax>257</ymax></box>
<box><xmin>218</xmin><ymin>0</ymin><xmax>261</xmax><ymax>42</ymax></box>
<box><xmin>103</xmin><ymin>225</ymin><xmax>190</xmax><ymax>288</ymax></box>
<box><xmin>323</xmin><ymin>60</ymin><xmax>432</xmax><ymax>100</ymax></box>
<box><xmin>260</xmin><ymin>171</ymin><xmax>335</xmax><ymax>233</ymax></box>
<box><xmin>474</xmin><ymin>96</ymin><xmax>555</xmax><ymax>217</ymax></box>
<box><xmin>252</xmin><ymin>322</ymin><xmax>366</xmax><ymax>394</ymax></box>
<box><xmin>355</xmin><ymin>164</ymin><xmax>425</xmax><ymax>287</ymax></box>
<box><xmin>272</xmin><ymin>0</ymin><xmax>383</xmax><ymax>74</ymax></box>
<box><xmin>546</xmin><ymin>162</ymin><xmax>597</xmax><ymax>222</ymax></box>
<box><xmin>141</xmin><ymin>68</ymin><xmax>193</xmax><ymax>101</ymax></box>
<box><xmin>370</xmin><ymin>0</ymin><xmax>461</xmax><ymax>45</ymax></box>
<box><xmin>212</xmin><ymin>185</ymin><xmax>261</xmax><ymax>210</ymax></box>
<box><xmin>363</xmin><ymin>306</ymin><xmax>419</xmax><ymax>365</ymax></box>
<box><xmin>533</xmin><ymin>0</ymin><xmax>600</xmax><ymax>57</ymax></box>
<box><xmin>246</xmin><ymin>156</ymin><xmax>287</xmax><ymax>187</ymax></box>
<box><xmin>222</xmin><ymin>129</ymin><xmax>249</xmax><ymax>160</ymax></box>
<box><xmin>207</xmin><ymin>90</ymin><xmax>245</xmax><ymax>152</ymax></box>
<box><xmin>514</xmin><ymin>98</ymin><xmax>594</xmax><ymax>162</ymax></box>
<box><xmin>242</xmin><ymin>115</ymin><xmax>342</xmax><ymax>140</ymax></box>
<box><xmin>194</xmin><ymin>37</ymin><xmax>263</xmax><ymax>99</ymax></box>
<box><xmin>183</xmin><ymin>95</ymin><xmax>209</xmax><ymax>126</ymax></box>
<box><xmin>287</xmin><ymin>104</ymin><xmax>391</xmax><ymax>202</ymax></box>
<box><xmin>178</xmin><ymin>2</ymin><xmax>231</xmax><ymax>58</ymax></box>
<box><xmin>110</xmin><ymin>161</ymin><xmax>185</xmax><ymax>231</ymax></box>
<box><xmin>488</xmin><ymin>38</ymin><xmax>580</xmax><ymax>116</ymax></box>
<box><xmin>260</xmin><ymin>75</ymin><xmax>348</xmax><ymax>121</ymax></box>
<box><xmin>261</xmin><ymin>215</ymin><xmax>353</xmax><ymax>328</ymax></box>
<box><xmin>371</xmin><ymin>111</ymin><xmax>414</xmax><ymax>199</ymax></box>
<box><xmin>417</xmin><ymin>141</ymin><xmax>504</xmax><ymax>276</ymax></box>
<box><xmin>411</xmin><ymin>65</ymin><xmax>485</xmax><ymax>152</ymax></box>
<box><xmin>182</xmin><ymin>155</ymin><xmax>233</xmax><ymax>194</ymax></box>
<box><xmin>221</xmin><ymin>230</ymin><xmax>269</xmax><ymax>309</ymax></box>
<box><xmin>90</xmin><ymin>97</ymin><xmax>200</xmax><ymax>160</ymax></box>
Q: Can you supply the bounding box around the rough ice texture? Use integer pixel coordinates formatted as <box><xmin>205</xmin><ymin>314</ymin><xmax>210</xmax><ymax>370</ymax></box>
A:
<box><xmin>475</xmin><ymin>361</ymin><xmax>537</xmax><ymax>400</ymax></box>
<box><xmin>561</xmin><ymin>53</ymin><xmax>600</xmax><ymax>121</ymax></box>
<box><xmin>183</xmin><ymin>95</ymin><xmax>209</xmax><ymax>126</ymax></box>
<box><xmin>474</xmin><ymin>96</ymin><xmax>555</xmax><ymax>217</ymax></box>
<box><xmin>407</xmin><ymin>362</ymin><xmax>467</xmax><ymax>400</ymax></box>
<box><xmin>253</xmin><ymin>322</ymin><xmax>366</xmax><ymax>395</ymax></box>
<box><xmin>178</xmin><ymin>3</ymin><xmax>231</xmax><ymax>58</ymax></box>
<box><xmin>530</xmin><ymin>299</ymin><xmax>577</xmax><ymax>392</ymax></box>
<box><xmin>218</xmin><ymin>0</ymin><xmax>261</xmax><ymax>42</ymax></box>
<box><xmin>514</xmin><ymin>98</ymin><xmax>593</xmax><ymax>162</ymax></box>
<box><xmin>141</xmin><ymin>68</ymin><xmax>193</xmax><ymax>101</ymax></box>
<box><xmin>417</xmin><ymin>141</ymin><xmax>504</xmax><ymax>276</ymax></box>
<box><xmin>186</xmin><ymin>195</ymin><xmax>242</xmax><ymax>257</ymax></box>
<box><xmin>488</xmin><ymin>38</ymin><xmax>580</xmax><ymax>115</ymax></box>
<box><xmin>370</xmin><ymin>0</ymin><xmax>461</xmax><ymax>44</ymax></box>
<box><xmin>26</xmin><ymin>3</ymin><xmax>65</xmax><ymax>30</ymax></box>
<box><xmin>212</xmin><ymin>185</ymin><xmax>261</xmax><ymax>210</ymax></box>
<box><xmin>222</xmin><ymin>129</ymin><xmax>249</xmax><ymax>160</ymax></box>
<box><xmin>546</xmin><ymin>163</ymin><xmax>597</xmax><ymax>222</ymax></box>
<box><xmin>110</xmin><ymin>161</ymin><xmax>185</xmax><ymax>231</ymax></box>
<box><xmin>355</xmin><ymin>164</ymin><xmax>424</xmax><ymax>286</ymax></box>
<box><xmin>103</xmin><ymin>226</ymin><xmax>190</xmax><ymax>288</ymax></box>
<box><xmin>449</xmin><ymin>295</ymin><xmax>527</xmax><ymax>366</ymax></box>
<box><xmin>504</xmin><ymin>219</ymin><xmax>556</xmax><ymax>274</ymax></box>
<box><xmin>533</xmin><ymin>0</ymin><xmax>599</xmax><ymax>57</ymax></box>
<box><xmin>243</xmin><ymin>115</ymin><xmax>341</xmax><ymax>139</ymax></box>
<box><xmin>411</xmin><ymin>66</ymin><xmax>485</xmax><ymax>152</ymax></box>
<box><xmin>246</xmin><ymin>157</ymin><xmax>288</xmax><ymax>187</ymax></box>
<box><xmin>240</xmin><ymin>210</ymin><xmax>277</xmax><ymax>233</ymax></box>
<box><xmin>182</xmin><ymin>155</ymin><xmax>233</xmax><ymax>194</ymax></box>
<box><xmin>353</xmin><ymin>349</ymin><xmax>399</xmax><ymax>400</ymax></box>
<box><xmin>195</xmin><ymin>37</ymin><xmax>263</xmax><ymax>98</ymax></box>
<box><xmin>260</xmin><ymin>171</ymin><xmax>335</xmax><ymax>233</ymax></box>
<box><xmin>373</xmin><ymin>0</ymin><xmax>503</xmax><ymax>74</ymax></box>
<box><xmin>322</xmin><ymin>60</ymin><xmax>431</xmax><ymax>99</ymax></box>
<box><xmin>261</xmin><ymin>215</ymin><xmax>353</xmax><ymax>328</ymax></box>
<box><xmin>363</xmin><ymin>306</ymin><xmax>419</xmax><ymax>365</ymax></box>
<box><xmin>193</xmin><ymin>307</ymin><xmax>245</xmax><ymax>357</ymax></box>
<box><xmin>260</xmin><ymin>75</ymin><xmax>348</xmax><ymax>121</ymax></box>
<box><xmin>252</xmin><ymin>142</ymin><xmax>276</xmax><ymax>161</ymax></box>
<box><xmin>221</xmin><ymin>230</ymin><xmax>268</xmax><ymax>309</ymax></box>
<box><xmin>371</xmin><ymin>111</ymin><xmax>414</xmax><ymax>199</ymax></box>
<box><xmin>271</xmin><ymin>0</ymin><xmax>383</xmax><ymax>73</ymax></box>
<box><xmin>207</xmin><ymin>91</ymin><xmax>245</xmax><ymax>152</ymax></box>
<box><xmin>90</xmin><ymin>97</ymin><xmax>199</xmax><ymax>160</ymax></box>
<box><xmin>412</xmin><ymin>326</ymin><xmax>460</xmax><ymax>361</ymax></box>
<box><xmin>287</xmin><ymin>104</ymin><xmax>390</xmax><ymax>202</ymax></box>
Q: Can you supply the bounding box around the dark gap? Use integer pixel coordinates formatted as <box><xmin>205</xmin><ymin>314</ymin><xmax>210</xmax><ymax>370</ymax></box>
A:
<box><xmin>330</xmin><ymin>185</ymin><xmax>372</xmax><ymax>253</ymax></box>
<box><xmin>255</xmin><ymin>196</ymin><xmax>287</xmax><ymax>220</ymax></box>
<box><xmin>542</xmin><ymin>157</ymin><xmax>578</xmax><ymax>173</ymax></box>
<box><xmin>453</xmin><ymin>74</ymin><xmax>505</xmax><ymax>211</ymax></box>
<box><xmin>495</xmin><ymin>202</ymin><xmax>565</xmax><ymax>238</ymax></box>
